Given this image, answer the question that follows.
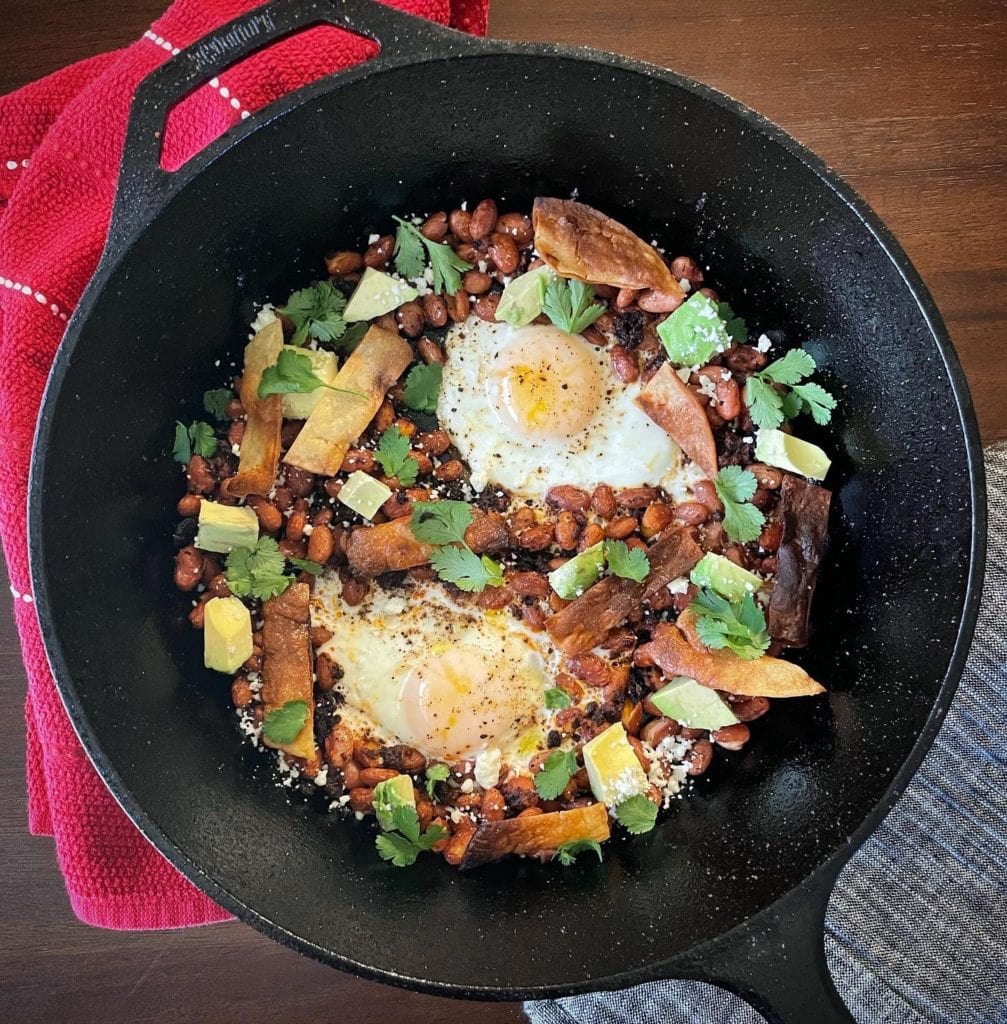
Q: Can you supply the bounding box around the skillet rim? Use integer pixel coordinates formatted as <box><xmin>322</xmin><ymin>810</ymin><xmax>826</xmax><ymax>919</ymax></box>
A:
<box><xmin>26</xmin><ymin>37</ymin><xmax>987</xmax><ymax>1000</ymax></box>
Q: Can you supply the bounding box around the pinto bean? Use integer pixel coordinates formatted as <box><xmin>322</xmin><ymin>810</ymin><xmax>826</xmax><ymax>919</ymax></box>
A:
<box><xmin>174</xmin><ymin>545</ymin><xmax>204</xmax><ymax>591</ymax></box>
<box><xmin>442</xmin><ymin>821</ymin><xmax>476</xmax><ymax>866</ymax></box>
<box><xmin>465</xmin><ymin>511</ymin><xmax>511</xmax><ymax>553</ymax></box>
<box><xmin>749</xmin><ymin>462</ymin><xmax>784</xmax><ymax>489</ymax></box>
<box><xmin>712</xmin><ymin>723</ymin><xmax>751</xmax><ymax>750</ymax></box>
<box><xmin>686</xmin><ymin>738</ymin><xmax>714</xmax><ymax>776</ymax></box>
<box><xmin>311</xmin><ymin>625</ymin><xmax>334</xmax><ymax>647</ymax></box>
<box><xmin>474</xmin><ymin>292</ymin><xmax>500</xmax><ymax>322</ymax></box>
<box><xmin>449</xmin><ymin>208</ymin><xmax>473</xmax><ymax>242</ymax></box>
<box><xmin>341</xmin><ymin>449</ymin><xmax>376</xmax><ymax>474</ymax></box>
<box><xmin>307</xmin><ymin>524</ymin><xmax>334</xmax><ymax>565</ymax></box>
<box><xmin>396</xmin><ymin>301</ymin><xmax>425</xmax><ymax>338</ymax></box>
<box><xmin>469</xmin><ymin>198</ymin><xmax>498</xmax><ymax>240</ymax></box>
<box><xmin>421</xmin><ymin>293</ymin><xmax>448</xmax><ymax>328</ymax></box>
<box><xmin>713</xmin><ymin>377</ymin><xmax>741</xmax><ymax>421</ymax></box>
<box><xmin>446</xmin><ymin>290</ymin><xmax>470</xmax><ymax>322</ymax></box>
<box><xmin>566</xmin><ymin>652</ymin><xmax>614</xmax><ymax>688</ymax></box>
<box><xmin>462</xmin><ymin>270</ymin><xmax>492</xmax><ymax>295</ymax></box>
<box><xmin>495</xmin><ymin>212</ymin><xmax>534</xmax><ymax>245</ymax></box>
<box><xmin>349</xmin><ymin>788</ymin><xmax>374</xmax><ymax>813</ymax></box>
<box><xmin>243</xmin><ymin>495</ymin><xmax>280</xmax><ymax>535</ymax></box>
<box><xmin>509</xmin><ymin>571</ymin><xmax>550</xmax><ymax>598</ymax></box>
<box><xmin>340</xmin><ymin>575</ymin><xmax>370</xmax><ymax>607</ymax></box>
<box><xmin>670</xmin><ymin>255</ymin><xmax>704</xmax><ymax>284</ymax></box>
<box><xmin>731</xmin><ymin>696</ymin><xmax>771</xmax><ymax>722</ymax></box>
<box><xmin>615</xmin><ymin>288</ymin><xmax>638</xmax><ymax>310</ymax></box>
<box><xmin>638</xmin><ymin>288</ymin><xmax>684</xmax><ymax>314</ymax></box>
<box><xmin>519</xmin><ymin>523</ymin><xmax>555</xmax><ymax>551</ymax></box>
<box><xmin>324</xmin><ymin>723</ymin><xmax>355</xmax><ymax>768</ymax></box>
<box><xmin>420</xmin><ymin>211</ymin><xmax>448</xmax><ymax>241</ymax></box>
<box><xmin>500</xmin><ymin>775</ymin><xmax>539</xmax><ymax>812</ymax></box>
<box><xmin>488</xmin><ymin>233</ymin><xmax>520</xmax><ymax>275</ymax></box>
<box><xmin>374</xmin><ymin>400</ymin><xmax>396</xmax><ymax>433</ymax></box>
<box><xmin>610</xmin><ymin>344</ymin><xmax>639</xmax><ymax>383</ymax></box>
<box><xmin>353</xmin><ymin>742</ymin><xmax>384</xmax><ymax>769</ymax></box>
<box><xmin>641</xmin><ymin>503</ymin><xmax>673</xmax><ymax>538</ymax></box>
<box><xmin>698</xmin><ymin>286</ymin><xmax>720</xmax><ymax>303</ymax></box>
<box><xmin>176</xmin><ymin>494</ymin><xmax>201</xmax><ymax>517</ymax></box>
<box><xmin>578</xmin><ymin>522</ymin><xmax>605</xmax><ymax>552</ymax></box>
<box><xmin>692</xmin><ymin>479</ymin><xmax>724</xmax><ymax>514</ymax></box>
<box><xmin>359</xmin><ymin>767</ymin><xmax>399</xmax><ymax>788</ymax></box>
<box><xmin>186</xmin><ymin>455</ymin><xmax>216</xmax><ymax>495</ymax></box>
<box><xmin>231</xmin><ymin>676</ymin><xmax>253</xmax><ymax>709</ymax></box>
<box><xmin>673</xmin><ymin>501</ymin><xmax>710</xmax><ymax>526</ymax></box>
<box><xmin>726</xmin><ymin>344</ymin><xmax>768</xmax><ymax>373</ymax></box>
<box><xmin>546</xmin><ymin>485</ymin><xmax>591</xmax><ymax>514</ymax></box>
<box><xmin>758</xmin><ymin>519</ymin><xmax>784</xmax><ymax>552</ymax></box>
<box><xmin>363</xmin><ymin>234</ymin><xmax>395</xmax><ymax>268</ymax></box>
<box><xmin>555</xmin><ymin>511</ymin><xmax>580</xmax><ymax>551</ymax></box>
<box><xmin>641</xmin><ymin>717</ymin><xmax>680</xmax><ymax>746</ymax></box>
<box><xmin>285</xmin><ymin>464</ymin><xmax>315</xmax><ymax>498</ymax></box>
<box><xmin>605</xmin><ymin>516</ymin><xmax>638</xmax><ymax>540</ymax></box>
<box><xmin>523</xmin><ymin>603</ymin><xmax>546</xmax><ymax>631</ymax></box>
<box><xmin>325</xmin><ymin>250</ymin><xmax>363</xmax><ymax>276</ymax></box>
<box><xmin>434</xmin><ymin>459</ymin><xmax>464</xmax><ymax>482</ymax></box>
<box><xmin>592</xmin><ymin>484</ymin><xmax>617</xmax><ymax>519</ymax></box>
<box><xmin>285</xmin><ymin>508</ymin><xmax>308</xmax><ymax>543</ymax></box>
<box><xmin>481</xmin><ymin>787</ymin><xmax>506</xmax><ymax>822</ymax></box>
<box><xmin>617</xmin><ymin>486</ymin><xmax>658</xmax><ymax>509</ymax></box>
<box><xmin>416</xmin><ymin>429</ymin><xmax>451</xmax><ymax>456</ymax></box>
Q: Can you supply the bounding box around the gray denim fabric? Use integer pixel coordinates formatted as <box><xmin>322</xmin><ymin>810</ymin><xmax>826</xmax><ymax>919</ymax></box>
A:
<box><xmin>526</xmin><ymin>443</ymin><xmax>1007</xmax><ymax>1024</ymax></box>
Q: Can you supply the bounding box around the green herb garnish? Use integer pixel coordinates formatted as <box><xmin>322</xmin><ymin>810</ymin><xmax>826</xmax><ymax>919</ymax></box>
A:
<box><xmin>173</xmin><ymin>420</ymin><xmax>217</xmax><ymax>464</ymax></box>
<box><xmin>555</xmin><ymin>839</ymin><xmax>603</xmax><ymax>866</ymax></box>
<box><xmin>409</xmin><ymin>500</ymin><xmax>504</xmax><ymax>593</ymax></box>
<box><xmin>203</xmin><ymin>388</ymin><xmax>234</xmax><ymax>421</ymax></box>
<box><xmin>424</xmin><ymin>763</ymin><xmax>451</xmax><ymax>799</ymax></box>
<box><xmin>374</xmin><ymin>798</ymin><xmax>448</xmax><ymax>868</ymax></box>
<box><xmin>374</xmin><ymin>426</ymin><xmax>419</xmax><ymax>486</ymax></box>
<box><xmin>410</xmin><ymin>500</ymin><xmax>473</xmax><ymax>544</ymax></box>
<box><xmin>542</xmin><ymin>276</ymin><xmax>605</xmax><ymax>335</ymax></box>
<box><xmin>257</xmin><ymin>349</ymin><xmax>364</xmax><ymax>401</ymax></box>
<box><xmin>261</xmin><ymin>699</ymin><xmax>309</xmax><ymax>745</ymax></box>
<box><xmin>544</xmin><ymin>687</ymin><xmax>572</xmax><ymax>710</ymax></box>
<box><xmin>279</xmin><ymin>280</ymin><xmax>348</xmax><ymax>347</ymax></box>
<box><xmin>717</xmin><ymin>301</ymin><xmax>748</xmax><ymax>343</ymax></box>
<box><xmin>614</xmin><ymin>794</ymin><xmax>658</xmax><ymax>835</ymax></box>
<box><xmin>714</xmin><ymin>466</ymin><xmax>766</xmax><ymax>544</ymax></box>
<box><xmin>402</xmin><ymin>362</ymin><xmax>443</xmax><ymax>414</ymax></box>
<box><xmin>429</xmin><ymin>546</ymin><xmax>505</xmax><ymax>593</ymax></box>
<box><xmin>744</xmin><ymin>348</ymin><xmax>836</xmax><ymax>429</ymax></box>
<box><xmin>288</xmin><ymin>557</ymin><xmax>323</xmax><ymax>575</ymax></box>
<box><xmin>604</xmin><ymin>539</ymin><xmax>650</xmax><ymax>583</ymax></box>
<box><xmin>533</xmin><ymin>749</ymin><xmax>578</xmax><ymax>801</ymax></box>
<box><xmin>689</xmin><ymin>587</ymin><xmax>770</xmax><ymax>661</ymax></box>
<box><xmin>393</xmin><ymin>217</ymin><xmax>473</xmax><ymax>294</ymax></box>
<box><xmin>225</xmin><ymin>537</ymin><xmax>295</xmax><ymax>600</ymax></box>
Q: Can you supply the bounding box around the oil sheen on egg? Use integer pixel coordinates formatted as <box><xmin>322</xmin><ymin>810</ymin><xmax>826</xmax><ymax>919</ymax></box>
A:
<box><xmin>310</xmin><ymin>574</ymin><xmax>555</xmax><ymax>764</ymax></box>
<box><xmin>437</xmin><ymin>317</ymin><xmax>700</xmax><ymax>501</ymax></box>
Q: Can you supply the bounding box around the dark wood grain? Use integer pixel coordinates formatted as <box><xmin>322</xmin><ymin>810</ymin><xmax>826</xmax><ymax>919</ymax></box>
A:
<box><xmin>1</xmin><ymin>0</ymin><xmax>1004</xmax><ymax>1020</ymax></box>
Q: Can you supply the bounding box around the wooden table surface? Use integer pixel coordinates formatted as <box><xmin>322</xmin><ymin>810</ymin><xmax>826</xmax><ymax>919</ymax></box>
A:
<box><xmin>1</xmin><ymin>1</ymin><xmax>1004</xmax><ymax>1021</ymax></box>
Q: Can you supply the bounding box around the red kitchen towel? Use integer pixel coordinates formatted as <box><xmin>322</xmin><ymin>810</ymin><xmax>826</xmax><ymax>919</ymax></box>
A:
<box><xmin>0</xmin><ymin>0</ymin><xmax>489</xmax><ymax>930</ymax></box>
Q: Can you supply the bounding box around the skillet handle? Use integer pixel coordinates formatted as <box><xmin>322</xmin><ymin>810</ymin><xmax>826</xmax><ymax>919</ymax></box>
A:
<box><xmin>668</xmin><ymin>871</ymin><xmax>857</xmax><ymax>1024</ymax></box>
<box><xmin>110</xmin><ymin>0</ymin><xmax>476</xmax><ymax>251</ymax></box>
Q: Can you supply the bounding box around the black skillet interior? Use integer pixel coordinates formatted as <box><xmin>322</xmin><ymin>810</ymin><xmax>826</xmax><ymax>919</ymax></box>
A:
<box><xmin>29</xmin><ymin>0</ymin><xmax>983</xmax><ymax>1006</ymax></box>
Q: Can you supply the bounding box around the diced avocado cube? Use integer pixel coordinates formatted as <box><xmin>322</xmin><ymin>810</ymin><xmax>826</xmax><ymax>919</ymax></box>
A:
<box><xmin>373</xmin><ymin>774</ymin><xmax>416</xmax><ymax>831</ymax></box>
<box><xmin>204</xmin><ymin>596</ymin><xmax>253</xmax><ymax>674</ymax></box>
<box><xmin>548</xmin><ymin>542</ymin><xmax>605</xmax><ymax>600</ymax></box>
<box><xmin>195</xmin><ymin>501</ymin><xmax>259</xmax><ymax>554</ymax></box>
<box><xmin>690</xmin><ymin>552</ymin><xmax>763</xmax><ymax>602</ymax></box>
<box><xmin>338</xmin><ymin>470</ymin><xmax>393</xmax><ymax>520</ymax></box>
<box><xmin>755</xmin><ymin>428</ymin><xmax>831</xmax><ymax>481</ymax></box>
<box><xmin>657</xmin><ymin>292</ymin><xmax>731</xmax><ymax>366</ymax></box>
<box><xmin>583</xmin><ymin>722</ymin><xmax>649</xmax><ymax>809</ymax></box>
<box><xmin>281</xmin><ymin>346</ymin><xmax>339</xmax><ymax>420</ymax></box>
<box><xmin>650</xmin><ymin>676</ymin><xmax>739</xmax><ymax>731</ymax></box>
<box><xmin>496</xmin><ymin>264</ymin><xmax>556</xmax><ymax>327</ymax></box>
<box><xmin>344</xmin><ymin>268</ymin><xmax>420</xmax><ymax>323</ymax></box>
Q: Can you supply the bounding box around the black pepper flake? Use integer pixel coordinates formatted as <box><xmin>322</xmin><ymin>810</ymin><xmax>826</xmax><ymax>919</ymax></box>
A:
<box><xmin>614</xmin><ymin>310</ymin><xmax>646</xmax><ymax>350</ymax></box>
<box><xmin>547</xmin><ymin>730</ymin><xmax>562</xmax><ymax>748</ymax></box>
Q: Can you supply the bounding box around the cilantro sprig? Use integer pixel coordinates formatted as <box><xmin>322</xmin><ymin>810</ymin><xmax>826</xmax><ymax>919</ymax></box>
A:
<box><xmin>542</xmin><ymin>276</ymin><xmax>605</xmax><ymax>335</ymax></box>
<box><xmin>393</xmin><ymin>217</ymin><xmax>473</xmax><ymax>294</ymax></box>
<box><xmin>402</xmin><ymin>362</ymin><xmax>443</xmax><ymax>414</ymax></box>
<box><xmin>714</xmin><ymin>467</ymin><xmax>766</xmax><ymax>544</ymax></box>
<box><xmin>533</xmin><ymin>749</ymin><xmax>578</xmax><ymax>800</ymax></box>
<box><xmin>424</xmin><ymin>763</ymin><xmax>450</xmax><ymax>799</ymax></box>
<box><xmin>744</xmin><ymin>348</ymin><xmax>837</xmax><ymax>429</ymax></box>
<box><xmin>544</xmin><ymin>687</ymin><xmax>572</xmax><ymax>710</ymax></box>
<box><xmin>614</xmin><ymin>794</ymin><xmax>658</xmax><ymax>835</ymax></box>
<box><xmin>374</xmin><ymin>426</ymin><xmax>419</xmax><ymax>486</ymax></box>
<box><xmin>173</xmin><ymin>420</ymin><xmax>217</xmax><ymax>464</ymax></box>
<box><xmin>555</xmin><ymin>839</ymin><xmax>603</xmax><ymax>866</ymax></box>
<box><xmin>374</xmin><ymin>799</ymin><xmax>448</xmax><ymax>868</ymax></box>
<box><xmin>225</xmin><ymin>537</ymin><xmax>313</xmax><ymax>601</ymax></box>
<box><xmin>203</xmin><ymin>388</ymin><xmax>234</xmax><ymax>421</ymax></box>
<box><xmin>262</xmin><ymin>699</ymin><xmax>308</xmax><ymax>745</ymax></box>
<box><xmin>604</xmin><ymin>539</ymin><xmax>650</xmax><ymax>582</ymax></box>
<box><xmin>409</xmin><ymin>500</ymin><xmax>504</xmax><ymax>594</ymax></box>
<box><xmin>717</xmin><ymin>301</ymin><xmax>748</xmax><ymax>342</ymax></box>
<box><xmin>689</xmin><ymin>587</ymin><xmax>770</xmax><ymax>660</ymax></box>
<box><xmin>258</xmin><ymin>349</ymin><xmax>364</xmax><ymax>401</ymax></box>
<box><xmin>279</xmin><ymin>280</ymin><xmax>348</xmax><ymax>347</ymax></box>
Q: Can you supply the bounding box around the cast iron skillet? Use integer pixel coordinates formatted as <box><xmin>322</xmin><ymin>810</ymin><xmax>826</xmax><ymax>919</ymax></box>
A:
<box><xmin>28</xmin><ymin>1</ymin><xmax>986</xmax><ymax>1020</ymax></box>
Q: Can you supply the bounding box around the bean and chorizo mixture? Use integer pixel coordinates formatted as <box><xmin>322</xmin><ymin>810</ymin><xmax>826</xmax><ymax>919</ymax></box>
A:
<box><xmin>172</xmin><ymin>198</ymin><xmax>835</xmax><ymax>869</ymax></box>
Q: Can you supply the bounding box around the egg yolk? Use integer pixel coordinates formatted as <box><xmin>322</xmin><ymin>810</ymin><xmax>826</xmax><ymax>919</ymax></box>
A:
<box><xmin>398</xmin><ymin>643</ymin><xmax>542</xmax><ymax>760</ymax></box>
<box><xmin>487</xmin><ymin>325</ymin><xmax>604</xmax><ymax>440</ymax></box>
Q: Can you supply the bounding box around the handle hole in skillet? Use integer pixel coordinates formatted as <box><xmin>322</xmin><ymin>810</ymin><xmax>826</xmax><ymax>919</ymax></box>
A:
<box><xmin>159</xmin><ymin>23</ymin><xmax>381</xmax><ymax>173</ymax></box>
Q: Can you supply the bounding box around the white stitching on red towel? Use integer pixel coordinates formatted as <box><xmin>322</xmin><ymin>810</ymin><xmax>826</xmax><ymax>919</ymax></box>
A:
<box><xmin>143</xmin><ymin>31</ymin><xmax>251</xmax><ymax>120</ymax></box>
<box><xmin>0</xmin><ymin>277</ymin><xmax>70</xmax><ymax>321</ymax></box>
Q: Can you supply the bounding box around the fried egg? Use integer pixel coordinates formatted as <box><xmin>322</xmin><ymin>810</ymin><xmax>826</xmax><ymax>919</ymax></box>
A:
<box><xmin>311</xmin><ymin>574</ymin><xmax>556</xmax><ymax>764</ymax></box>
<box><xmin>438</xmin><ymin>317</ymin><xmax>698</xmax><ymax>501</ymax></box>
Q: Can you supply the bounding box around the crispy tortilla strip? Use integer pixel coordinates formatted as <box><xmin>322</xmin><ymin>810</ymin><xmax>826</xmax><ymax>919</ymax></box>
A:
<box><xmin>532</xmin><ymin>198</ymin><xmax>683</xmax><ymax>295</ymax></box>
<box><xmin>639</xmin><ymin>622</ymin><xmax>824</xmax><ymax>698</ymax></box>
<box><xmin>637</xmin><ymin>364</ymin><xmax>719</xmax><ymax>480</ymax></box>
<box><xmin>228</xmin><ymin>320</ymin><xmax>284</xmax><ymax>497</ymax></box>
<box><xmin>261</xmin><ymin>583</ymin><xmax>318</xmax><ymax>767</ymax></box>
<box><xmin>460</xmin><ymin>802</ymin><xmax>611</xmax><ymax>869</ymax></box>
<box><xmin>769</xmin><ymin>476</ymin><xmax>832</xmax><ymax>648</ymax></box>
<box><xmin>546</xmin><ymin>527</ymin><xmax>702</xmax><ymax>654</ymax></box>
<box><xmin>345</xmin><ymin>517</ymin><xmax>434</xmax><ymax>578</ymax></box>
<box><xmin>285</xmin><ymin>326</ymin><xmax>412</xmax><ymax>475</ymax></box>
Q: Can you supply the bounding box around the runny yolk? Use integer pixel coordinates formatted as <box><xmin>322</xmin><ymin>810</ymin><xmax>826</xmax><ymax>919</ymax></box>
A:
<box><xmin>487</xmin><ymin>325</ymin><xmax>604</xmax><ymax>440</ymax></box>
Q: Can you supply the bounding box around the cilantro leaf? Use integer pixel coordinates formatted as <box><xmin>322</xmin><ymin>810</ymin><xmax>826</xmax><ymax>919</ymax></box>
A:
<box><xmin>203</xmin><ymin>388</ymin><xmax>234</xmax><ymax>421</ymax></box>
<box><xmin>188</xmin><ymin>421</ymin><xmax>218</xmax><ymax>458</ymax></box>
<box><xmin>278</xmin><ymin>280</ymin><xmax>347</xmax><ymax>347</ymax></box>
<box><xmin>791</xmin><ymin>381</ymin><xmax>837</xmax><ymax>425</ymax></box>
<box><xmin>690</xmin><ymin>587</ymin><xmax>770</xmax><ymax>660</ymax></box>
<box><xmin>744</xmin><ymin>376</ymin><xmax>786</xmax><ymax>430</ymax></box>
<box><xmin>717</xmin><ymin>301</ymin><xmax>748</xmax><ymax>342</ymax></box>
<box><xmin>258</xmin><ymin>348</ymin><xmax>364</xmax><ymax>401</ymax></box>
<box><xmin>375</xmin><ymin>804</ymin><xmax>448</xmax><ymax>867</ymax></box>
<box><xmin>262</xmin><ymin>699</ymin><xmax>308</xmax><ymax>745</ymax></box>
<box><xmin>534</xmin><ymin>749</ymin><xmax>578</xmax><ymax>800</ymax></box>
<box><xmin>392</xmin><ymin>218</ymin><xmax>427</xmax><ymax>280</ymax></box>
<box><xmin>225</xmin><ymin>537</ymin><xmax>293</xmax><ymax>600</ymax></box>
<box><xmin>780</xmin><ymin>389</ymin><xmax>804</xmax><ymax>421</ymax></box>
<box><xmin>760</xmin><ymin>348</ymin><xmax>815</xmax><ymax>386</ymax></box>
<box><xmin>375</xmin><ymin>831</ymin><xmax>422</xmax><ymax>868</ymax></box>
<box><xmin>403</xmin><ymin>362</ymin><xmax>443</xmax><ymax>414</ymax></box>
<box><xmin>339</xmin><ymin>321</ymin><xmax>370</xmax><ymax>351</ymax></box>
<box><xmin>614</xmin><ymin>794</ymin><xmax>658</xmax><ymax>835</ymax></box>
<box><xmin>287</xmin><ymin>556</ymin><xmax>323</xmax><ymax>575</ymax></box>
<box><xmin>544</xmin><ymin>687</ymin><xmax>572</xmax><ymax>710</ymax></box>
<box><xmin>374</xmin><ymin>426</ymin><xmax>419</xmax><ymax>486</ymax></box>
<box><xmin>410</xmin><ymin>500</ymin><xmax>473</xmax><ymax>545</ymax></box>
<box><xmin>425</xmin><ymin>763</ymin><xmax>450</xmax><ymax>799</ymax></box>
<box><xmin>429</xmin><ymin>546</ymin><xmax>504</xmax><ymax>593</ymax></box>
<box><xmin>173</xmin><ymin>421</ymin><xmax>192</xmax><ymax>465</ymax></box>
<box><xmin>393</xmin><ymin>217</ymin><xmax>472</xmax><ymax>294</ymax></box>
<box><xmin>555</xmin><ymin>839</ymin><xmax>603</xmax><ymax>866</ymax></box>
<box><xmin>714</xmin><ymin>467</ymin><xmax>765</xmax><ymax>544</ymax></box>
<box><xmin>542</xmin><ymin>276</ymin><xmax>605</xmax><ymax>335</ymax></box>
<box><xmin>605</xmin><ymin>539</ymin><xmax>650</xmax><ymax>582</ymax></box>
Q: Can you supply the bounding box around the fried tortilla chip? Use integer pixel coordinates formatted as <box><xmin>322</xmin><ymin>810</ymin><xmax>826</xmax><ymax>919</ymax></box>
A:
<box><xmin>227</xmin><ymin>320</ymin><xmax>284</xmax><ymax>497</ymax></box>
<box><xmin>345</xmin><ymin>517</ymin><xmax>434</xmax><ymax>578</ymax></box>
<box><xmin>532</xmin><ymin>198</ymin><xmax>684</xmax><ymax>295</ymax></box>
<box><xmin>637</xmin><ymin>363</ymin><xmax>719</xmax><ymax>480</ymax></box>
<box><xmin>460</xmin><ymin>802</ymin><xmax>611</xmax><ymax>869</ymax></box>
<box><xmin>639</xmin><ymin>621</ymin><xmax>824</xmax><ymax>698</ymax></box>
